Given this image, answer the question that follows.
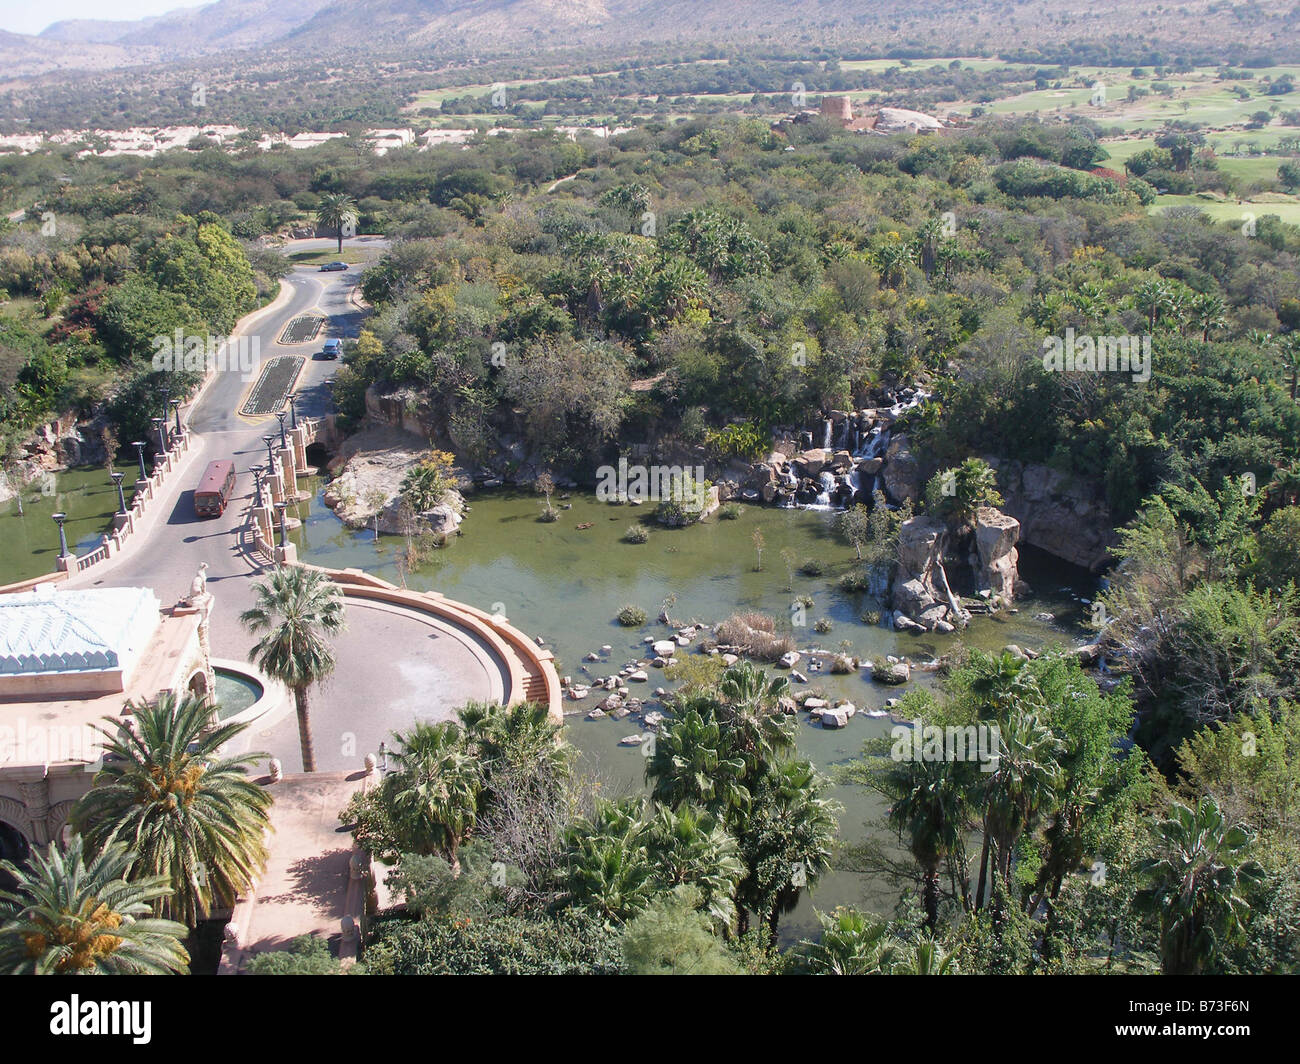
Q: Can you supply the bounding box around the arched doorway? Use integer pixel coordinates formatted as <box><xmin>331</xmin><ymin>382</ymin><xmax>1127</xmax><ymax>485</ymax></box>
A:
<box><xmin>0</xmin><ymin>821</ymin><xmax>30</xmax><ymax>893</ymax></box>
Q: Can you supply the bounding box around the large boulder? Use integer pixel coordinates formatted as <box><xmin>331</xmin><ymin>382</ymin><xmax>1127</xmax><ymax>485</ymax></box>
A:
<box><xmin>882</xmin><ymin>434</ymin><xmax>922</xmax><ymax>505</ymax></box>
<box><xmin>874</xmin><ymin>660</ymin><xmax>911</xmax><ymax>685</ymax></box>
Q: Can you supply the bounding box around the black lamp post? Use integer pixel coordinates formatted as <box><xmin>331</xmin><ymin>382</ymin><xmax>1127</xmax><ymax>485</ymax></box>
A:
<box><xmin>170</xmin><ymin>399</ymin><xmax>182</xmax><ymax>438</ymax></box>
<box><xmin>110</xmin><ymin>471</ymin><xmax>127</xmax><ymax>515</ymax></box>
<box><xmin>151</xmin><ymin>417</ymin><xmax>166</xmax><ymax>456</ymax></box>
<box><xmin>275</xmin><ymin>500</ymin><xmax>289</xmax><ymax>549</ymax></box>
<box><xmin>52</xmin><ymin>511</ymin><xmax>69</xmax><ymax>559</ymax></box>
<box><xmin>275</xmin><ymin>410</ymin><xmax>288</xmax><ymax>449</ymax></box>
<box><xmin>251</xmin><ymin>464</ymin><xmax>265</xmax><ymax>509</ymax></box>
<box><xmin>263</xmin><ymin>435</ymin><xmax>277</xmax><ymax>472</ymax></box>
<box><xmin>132</xmin><ymin>441</ymin><xmax>148</xmax><ymax>481</ymax></box>
<box><xmin>159</xmin><ymin>387</ymin><xmax>170</xmax><ymax>444</ymax></box>
<box><xmin>378</xmin><ymin>741</ymin><xmax>388</xmax><ymax>774</ymax></box>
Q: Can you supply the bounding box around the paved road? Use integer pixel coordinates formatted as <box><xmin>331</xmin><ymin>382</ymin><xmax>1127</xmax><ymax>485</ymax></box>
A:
<box><xmin>64</xmin><ymin>238</ymin><xmax>498</xmax><ymax>771</ymax></box>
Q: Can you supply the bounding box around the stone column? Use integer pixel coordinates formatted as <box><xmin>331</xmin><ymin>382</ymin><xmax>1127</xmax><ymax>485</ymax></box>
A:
<box><xmin>279</xmin><ymin>445</ymin><xmax>298</xmax><ymax>499</ymax></box>
<box><xmin>292</xmin><ymin>425</ymin><xmax>308</xmax><ymax>474</ymax></box>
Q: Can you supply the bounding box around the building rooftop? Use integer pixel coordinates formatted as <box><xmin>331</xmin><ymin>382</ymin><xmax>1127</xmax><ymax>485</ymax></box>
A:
<box><xmin>0</xmin><ymin>585</ymin><xmax>160</xmax><ymax>676</ymax></box>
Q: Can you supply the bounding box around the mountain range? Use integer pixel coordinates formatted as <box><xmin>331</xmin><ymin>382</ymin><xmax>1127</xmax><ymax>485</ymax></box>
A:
<box><xmin>2</xmin><ymin>0</ymin><xmax>1297</xmax><ymax>80</ymax></box>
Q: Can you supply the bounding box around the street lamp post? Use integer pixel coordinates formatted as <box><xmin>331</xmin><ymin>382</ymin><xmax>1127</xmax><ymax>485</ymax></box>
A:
<box><xmin>110</xmin><ymin>471</ymin><xmax>127</xmax><ymax>515</ymax></box>
<box><xmin>287</xmin><ymin>392</ymin><xmax>298</xmax><ymax>429</ymax></box>
<box><xmin>275</xmin><ymin>501</ymin><xmax>289</xmax><ymax>549</ymax></box>
<box><xmin>151</xmin><ymin>417</ymin><xmax>167</xmax><ymax>457</ymax></box>
<box><xmin>132</xmin><ymin>441</ymin><xmax>148</xmax><ymax>481</ymax></box>
<box><xmin>251</xmin><ymin>464</ymin><xmax>265</xmax><ymax>509</ymax></box>
<box><xmin>276</xmin><ymin>410</ymin><xmax>288</xmax><ymax>449</ymax></box>
<box><xmin>52</xmin><ymin>511</ymin><xmax>69</xmax><ymax>559</ymax></box>
<box><xmin>170</xmin><ymin>399</ymin><xmax>182</xmax><ymax>438</ymax></box>
<box><xmin>159</xmin><ymin>388</ymin><xmax>170</xmax><ymax>445</ymax></box>
<box><xmin>263</xmin><ymin>435</ymin><xmax>278</xmax><ymax>476</ymax></box>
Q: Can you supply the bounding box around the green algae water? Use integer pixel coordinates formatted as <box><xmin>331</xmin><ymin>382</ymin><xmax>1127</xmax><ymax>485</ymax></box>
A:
<box><xmin>0</xmin><ymin>467</ymin><xmax>136</xmax><ymax>586</ymax></box>
<box><xmin>289</xmin><ymin>482</ymin><xmax>1098</xmax><ymax>942</ymax></box>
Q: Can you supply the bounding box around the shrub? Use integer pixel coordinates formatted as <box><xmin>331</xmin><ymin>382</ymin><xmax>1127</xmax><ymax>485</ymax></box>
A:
<box><xmin>800</xmin><ymin>558</ymin><xmax>825</xmax><ymax>576</ymax></box>
<box><xmin>715</xmin><ymin>611</ymin><xmax>795</xmax><ymax>662</ymax></box>
<box><xmin>719</xmin><ymin>503</ymin><xmax>742</xmax><ymax>520</ymax></box>
<box><xmin>623</xmin><ymin>524</ymin><xmax>650</xmax><ymax>543</ymax></box>
<box><xmin>617</xmin><ymin>605</ymin><xmax>648</xmax><ymax>627</ymax></box>
<box><xmin>539</xmin><ymin>505</ymin><xmax>559</xmax><ymax>522</ymax></box>
<box><xmin>813</xmin><ymin>617</ymin><xmax>833</xmax><ymax>633</ymax></box>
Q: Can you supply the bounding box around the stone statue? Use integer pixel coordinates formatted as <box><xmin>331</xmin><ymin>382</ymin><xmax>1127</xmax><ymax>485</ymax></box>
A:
<box><xmin>188</xmin><ymin>562</ymin><xmax>209</xmax><ymax>602</ymax></box>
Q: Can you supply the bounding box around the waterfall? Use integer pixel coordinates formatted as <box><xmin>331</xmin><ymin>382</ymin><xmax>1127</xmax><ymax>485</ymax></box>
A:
<box><xmin>813</xmin><ymin>470</ymin><xmax>835</xmax><ymax>508</ymax></box>
<box><xmin>821</xmin><ymin>419</ymin><xmax>832</xmax><ymax>450</ymax></box>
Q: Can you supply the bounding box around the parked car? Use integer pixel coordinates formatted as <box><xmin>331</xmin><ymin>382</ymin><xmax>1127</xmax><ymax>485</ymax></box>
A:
<box><xmin>319</xmin><ymin>261</ymin><xmax>348</xmax><ymax>272</ymax></box>
<box><xmin>322</xmin><ymin>338</ymin><xmax>343</xmax><ymax>359</ymax></box>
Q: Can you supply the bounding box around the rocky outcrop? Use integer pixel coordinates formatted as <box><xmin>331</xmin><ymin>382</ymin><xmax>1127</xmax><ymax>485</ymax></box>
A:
<box><xmin>882</xmin><ymin>434</ymin><xmax>921</xmax><ymax>505</ymax></box>
<box><xmin>990</xmin><ymin>458</ymin><xmax>1114</xmax><ymax>572</ymax></box>
<box><xmin>972</xmin><ymin>507</ymin><xmax>1020</xmax><ymax>601</ymax></box>
<box><xmin>322</xmin><ymin>425</ymin><xmax>464</xmax><ymax>535</ymax></box>
<box><xmin>0</xmin><ymin>412</ymin><xmax>111</xmax><ymax>503</ymax></box>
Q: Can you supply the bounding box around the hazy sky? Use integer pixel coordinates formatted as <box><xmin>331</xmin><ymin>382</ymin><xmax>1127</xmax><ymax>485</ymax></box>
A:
<box><xmin>0</xmin><ymin>0</ymin><xmax>196</xmax><ymax>36</ymax></box>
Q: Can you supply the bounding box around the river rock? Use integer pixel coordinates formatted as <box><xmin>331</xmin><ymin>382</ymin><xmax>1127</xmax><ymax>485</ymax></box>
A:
<box><xmin>874</xmin><ymin>661</ymin><xmax>911</xmax><ymax>685</ymax></box>
<box><xmin>627</xmin><ymin>670</ymin><xmax>648</xmax><ymax>682</ymax></box>
<box><xmin>779</xmin><ymin>651</ymin><xmax>801</xmax><ymax>669</ymax></box>
<box><xmin>653</xmin><ymin>640</ymin><xmax>677</xmax><ymax>657</ymax></box>
<box><xmin>820</xmin><ymin>707</ymin><xmax>849</xmax><ymax>728</ymax></box>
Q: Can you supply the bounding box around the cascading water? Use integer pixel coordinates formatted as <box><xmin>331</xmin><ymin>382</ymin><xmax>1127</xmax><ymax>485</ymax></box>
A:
<box><xmin>787</xmin><ymin>389</ymin><xmax>931</xmax><ymax>512</ymax></box>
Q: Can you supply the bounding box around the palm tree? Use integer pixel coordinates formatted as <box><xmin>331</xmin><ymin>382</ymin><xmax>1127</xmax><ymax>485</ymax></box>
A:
<box><xmin>240</xmin><ymin>566</ymin><xmax>347</xmax><ymax>772</ymax></box>
<box><xmin>717</xmin><ymin>661</ymin><xmax>796</xmax><ymax>766</ymax></box>
<box><xmin>1190</xmin><ymin>292</ymin><xmax>1227</xmax><ymax>342</ymax></box>
<box><xmin>894</xmin><ymin>934</ymin><xmax>958</xmax><ymax>974</ymax></box>
<box><xmin>316</xmin><ymin>192</ymin><xmax>357</xmax><ymax>254</ymax></box>
<box><xmin>564</xmin><ymin>798</ymin><xmax>655</xmax><ymax>923</ymax></box>
<box><xmin>646</xmin><ymin>705</ymin><xmax>750</xmax><ymax>818</ymax></box>
<box><xmin>1132</xmin><ymin>278</ymin><xmax>1173</xmax><ymax>330</ymax></box>
<box><xmin>385</xmin><ymin>721</ymin><xmax>481</xmax><ymax>874</ymax></box>
<box><xmin>977</xmin><ymin>706</ymin><xmax>1063</xmax><ymax>908</ymax></box>
<box><xmin>737</xmin><ymin>758</ymin><xmax>840</xmax><ymax>943</ymax></box>
<box><xmin>884</xmin><ymin>755</ymin><xmax>973</xmax><ymax>930</ymax></box>
<box><xmin>802</xmin><ymin>908</ymin><xmax>900</xmax><ymax>974</ymax></box>
<box><xmin>0</xmin><ymin>834</ymin><xmax>190</xmax><ymax>975</ymax></box>
<box><xmin>645</xmin><ymin>802</ymin><xmax>744</xmax><ymax>931</ymax></box>
<box><xmin>70</xmin><ymin>694</ymin><xmax>271</xmax><ymax>927</ymax></box>
<box><xmin>1136</xmin><ymin>795</ymin><xmax>1264</xmax><ymax>975</ymax></box>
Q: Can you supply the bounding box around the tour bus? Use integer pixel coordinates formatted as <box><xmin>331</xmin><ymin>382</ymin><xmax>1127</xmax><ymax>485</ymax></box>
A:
<box><xmin>194</xmin><ymin>459</ymin><xmax>237</xmax><ymax>518</ymax></box>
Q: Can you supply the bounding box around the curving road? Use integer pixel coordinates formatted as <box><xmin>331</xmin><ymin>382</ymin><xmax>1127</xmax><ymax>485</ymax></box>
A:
<box><xmin>64</xmin><ymin>238</ymin><xmax>503</xmax><ymax>771</ymax></box>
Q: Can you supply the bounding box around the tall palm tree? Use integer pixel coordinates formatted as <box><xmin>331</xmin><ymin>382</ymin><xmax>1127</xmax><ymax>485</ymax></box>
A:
<box><xmin>977</xmin><ymin>706</ymin><xmax>1063</xmax><ymax>908</ymax></box>
<box><xmin>884</xmin><ymin>754</ymin><xmax>973</xmax><ymax>930</ymax></box>
<box><xmin>316</xmin><ymin>192</ymin><xmax>358</xmax><ymax>254</ymax></box>
<box><xmin>70</xmin><ymin>694</ymin><xmax>271</xmax><ymax>927</ymax></box>
<box><xmin>240</xmin><ymin>566</ymin><xmax>347</xmax><ymax>772</ymax></box>
<box><xmin>385</xmin><ymin>721</ymin><xmax>481</xmax><ymax>874</ymax></box>
<box><xmin>1136</xmin><ymin>795</ymin><xmax>1264</xmax><ymax>975</ymax></box>
<box><xmin>737</xmin><ymin>758</ymin><xmax>840</xmax><ymax>943</ymax></box>
<box><xmin>0</xmin><ymin>834</ymin><xmax>190</xmax><ymax>975</ymax></box>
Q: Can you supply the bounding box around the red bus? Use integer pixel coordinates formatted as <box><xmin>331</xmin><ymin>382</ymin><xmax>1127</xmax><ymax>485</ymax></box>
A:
<box><xmin>194</xmin><ymin>459</ymin><xmax>237</xmax><ymax>517</ymax></box>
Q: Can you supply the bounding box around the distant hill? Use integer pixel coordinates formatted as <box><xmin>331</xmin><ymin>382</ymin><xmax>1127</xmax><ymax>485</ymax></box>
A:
<box><xmin>3</xmin><ymin>0</ymin><xmax>1297</xmax><ymax>80</ymax></box>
